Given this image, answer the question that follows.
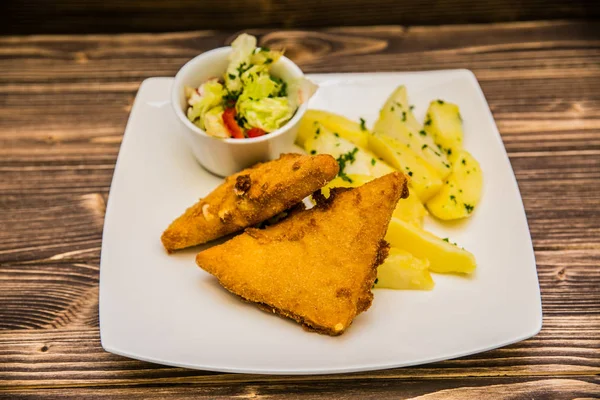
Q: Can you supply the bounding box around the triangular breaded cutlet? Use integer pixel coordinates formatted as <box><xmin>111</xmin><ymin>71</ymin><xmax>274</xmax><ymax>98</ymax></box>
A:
<box><xmin>196</xmin><ymin>172</ymin><xmax>409</xmax><ymax>335</ymax></box>
<box><xmin>161</xmin><ymin>153</ymin><xmax>339</xmax><ymax>252</ymax></box>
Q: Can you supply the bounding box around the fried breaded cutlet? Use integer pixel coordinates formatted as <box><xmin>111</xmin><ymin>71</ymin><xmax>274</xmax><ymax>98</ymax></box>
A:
<box><xmin>161</xmin><ymin>153</ymin><xmax>339</xmax><ymax>252</ymax></box>
<box><xmin>196</xmin><ymin>172</ymin><xmax>409</xmax><ymax>335</ymax></box>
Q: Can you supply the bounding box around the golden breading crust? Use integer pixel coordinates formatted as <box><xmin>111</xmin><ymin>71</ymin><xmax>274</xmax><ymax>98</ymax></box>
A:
<box><xmin>196</xmin><ymin>172</ymin><xmax>408</xmax><ymax>335</ymax></box>
<box><xmin>161</xmin><ymin>153</ymin><xmax>339</xmax><ymax>252</ymax></box>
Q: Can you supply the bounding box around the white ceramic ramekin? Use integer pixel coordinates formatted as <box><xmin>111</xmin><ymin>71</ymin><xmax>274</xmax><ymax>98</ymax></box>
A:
<box><xmin>171</xmin><ymin>47</ymin><xmax>308</xmax><ymax>177</ymax></box>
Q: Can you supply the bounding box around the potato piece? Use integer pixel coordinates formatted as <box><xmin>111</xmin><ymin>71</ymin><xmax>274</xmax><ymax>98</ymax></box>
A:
<box><xmin>393</xmin><ymin>186</ymin><xmax>428</xmax><ymax>228</ymax></box>
<box><xmin>320</xmin><ymin>174</ymin><xmax>372</xmax><ymax>198</ymax></box>
<box><xmin>322</xmin><ymin>174</ymin><xmax>427</xmax><ymax>228</ymax></box>
<box><xmin>296</xmin><ymin>114</ymin><xmax>319</xmax><ymax>147</ymax></box>
<box><xmin>369</xmin><ymin>133</ymin><xmax>442</xmax><ymax>202</ymax></box>
<box><xmin>426</xmin><ymin>150</ymin><xmax>483</xmax><ymax>220</ymax></box>
<box><xmin>298</xmin><ymin>109</ymin><xmax>370</xmax><ymax>149</ymax></box>
<box><xmin>304</xmin><ymin>125</ymin><xmax>395</xmax><ymax>178</ymax></box>
<box><xmin>375</xmin><ymin>248</ymin><xmax>434</xmax><ymax>290</ymax></box>
<box><xmin>374</xmin><ymin>86</ymin><xmax>451</xmax><ymax>179</ymax></box>
<box><xmin>424</xmin><ymin>100</ymin><xmax>464</xmax><ymax>153</ymax></box>
<box><xmin>385</xmin><ymin>217</ymin><xmax>477</xmax><ymax>274</ymax></box>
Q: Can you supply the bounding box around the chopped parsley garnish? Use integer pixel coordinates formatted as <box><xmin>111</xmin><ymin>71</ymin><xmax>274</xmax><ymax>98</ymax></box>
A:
<box><xmin>462</xmin><ymin>159</ymin><xmax>467</xmax><ymax>165</ymax></box>
<box><xmin>310</xmin><ymin>150</ymin><xmax>317</xmax><ymax>155</ymax></box>
<box><xmin>277</xmin><ymin>80</ymin><xmax>288</xmax><ymax>97</ymax></box>
<box><xmin>424</xmin><ymin>115</ymin><xmax>432</xmax><ymax>126</ymax></box>
<box><xmin>316</xmin><ymin>128</ymin><xmax>321</xmax><ymax>135</ymax></box>
<box><xmin>228</xmin><ymin>73</ymin><xmax>236</xmax><ymax>80</ymax></box>
<box><xmin>264</xmin><ymin>58</ymin><xmax>273</xmax><ymax>64</ymax></box>
<box><xmin>419</xmin><ymin>130</ymin><xmax>426</xmax><ymax>136</ymax></box>
<box><xmin>336</xmin><ymin>148</ymin><xmax>359</xmax><ymax>183</ymax></box>
<box><xmin>270</xmin><ymin>76</ymin><xmax>288</xmax><ymax>97</ymax></box>
<box><xmin>422</xmin><ymin>144</ymin><xmax>428</xmax><ymax>150</ymax></box>
<box><xmin>402</xmin><ymin>111</ymin><xmax>407</xmax><ymax>122</ymax></box>
<box><xmin>408</xmin><ymin>171</ymin><xmax>413</xmax><ymax>177</ymax></box>
<box><xmin>359</xmin><ymin>118</ymin><xmax>367</xmax><ymax>131</ymax></box>
<box><xmin>223</xmin><ymin>89</ymin><xmax>241</xmax><ymax>104</ymax></box>
<box><xmin>409</xmin><ymin>105</ymin><xmax>415</xmax><ymax>111</ymax></box>
<box><xmin>391</xmin><ymin>106</ymin><xmax>395</xmax><ymax>112</ymax></box>
<box><xmin>371</xmin><ymin>158</ymin><xmax>376</xmax><ymax>166</ymax></box>
<box><xmin>464</xmin><ymin>203</ymin><xmax>474</xmax><ymax>213</ymax></box>
<box><xmin>450</xmin><ymin>195</ymin><xmax>456</xmax><ymax>203</ymax></box>
<box><xmin>235</xmin><ymin>114</ymin><xmax>248</xmax><ymax>128</ymax></box>
<box><xmin>333</xmin><ymin>132</ymin><xmax>339</xmax><ymax>137</ymax></box>
<box><xmin>442</xmin><ymin>237</ymin><xmax>458</xmax><ymax>245</ymax></box>
<box><xmin>437</xmin><ymin>99</ymin><xmax>445</xmax><ymax>104</ymax></box>
<box><xmin>236</xmin><ymin>62</ymin><xmax>251</xmax><ymax>76</ymax></box>
<box><xmin>446</xmin><ymin>148</ymin><xmax>452</xmax><ymax>156</ymax></box>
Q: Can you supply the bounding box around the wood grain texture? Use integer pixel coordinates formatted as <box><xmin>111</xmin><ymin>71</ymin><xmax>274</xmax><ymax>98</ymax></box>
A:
<box><xmin>0</xmin><ymin>20</ymin><xmax>599</xmax><ymax>398</ymax></box>
<box><xmin>2</xmin><ymin>0</ymin><xmax>599</xmax><ymax>35</ymax></box>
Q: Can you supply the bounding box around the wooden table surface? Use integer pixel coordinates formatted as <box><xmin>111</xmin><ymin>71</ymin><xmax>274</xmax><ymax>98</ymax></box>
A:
<box><xmin>1</xmin><ymin>20</ymin><xmax>599</xmax><ymax>399</ymax></box>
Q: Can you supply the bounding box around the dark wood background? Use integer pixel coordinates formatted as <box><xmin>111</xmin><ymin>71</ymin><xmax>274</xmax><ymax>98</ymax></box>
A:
<box><xmin>1</xmin><ymin>0</ymin><xmax>599</xmax><ymax>34</ymax></box>
<box><xmin>1</xmin><ymin>15</ymin><xmax>599</xmax><ymax>400</ymax></box>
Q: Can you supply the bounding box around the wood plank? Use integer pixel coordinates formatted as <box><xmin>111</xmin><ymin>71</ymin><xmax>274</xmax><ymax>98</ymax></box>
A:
<box><xmin>0</xmin><ymin>378</ymin><xmax>599</xmax><ymax>399</ymax></box>
<box><xmin>0</xmin><ymin>315</ymin><xmax>598</xmax><ymax>389</ymax></box>
<box><xmin>2</xmin><ymin>0</ymin><xmax>597</xmax><ymax>35</ymax></box>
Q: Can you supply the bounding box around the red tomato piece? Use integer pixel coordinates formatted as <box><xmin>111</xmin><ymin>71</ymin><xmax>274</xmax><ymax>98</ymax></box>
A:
<box><xmin>247</xmin><ymin>127</ymin><xmax>266</xmax><ymax>138</ymax></box>
<box><xmin>222</xmin><ymin>108</ymin><xmax>245</xmax><ymax>139</ymax></box>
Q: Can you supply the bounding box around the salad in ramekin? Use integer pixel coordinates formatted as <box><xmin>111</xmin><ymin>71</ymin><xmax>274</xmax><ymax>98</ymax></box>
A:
<box><xmin>185</xmin><ymin>33</ymin><xmax>316</xmax><ymax>139</ymax></box>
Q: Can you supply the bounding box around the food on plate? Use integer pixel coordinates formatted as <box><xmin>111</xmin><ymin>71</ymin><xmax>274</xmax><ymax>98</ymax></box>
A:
<box><xmin>161</xmin><ymin>153</ymin><xmax>338</xmax><ymax>252</ymax></box>
<box><xmin>368</xmin><ymin>133</ymin><xmax>442</xmax><ymax>201</ymax></box>
<box><xmin>385</xmin><ymin>217</ymin><xmax>477</xmax><ymax>274</ymax></box>
<box><xmin>185</xmin><ymin>33</ymin><xmax>316</xmax><ymax>139</ymax></box>
<box><xmin>299</xmin><ymin>84</ymin><xmax>483</xmax><ymax>285</ymax></box>
<box><xmin>297</xmin><ymin>109</ymin><xmax>370</xmax><ymax>148</ymax></box>
<box><xmin>374</xmin><ymin>248</ymin><xmax>434</xmax><ymax>290</ymax></box>
<box><xmin>373</xmin><ymin>86</ymin><xmax>451</xmax><ymax>179</ymax></box>
<box><xmin>321</xmin><ymin>174</ymin><xmax>427</xmax><ymax>228</ymax></box>
<box><xmin>303</xmin><ymin>124</ymin><xmax>395</xmax><ymax>179</ymax></box>
<box><xmin>423</xmin><ymin>100</ymin><xmax>463</xmax><ymax>154</ymax></box>
<box><xmin>196</xmin><ymin>172</ymin><xmax>409</xmax><ymax>335</ymax></box>
<box><xmin>426</xmin><ymin>150</ymin><xmax>483</xmax><ymax>220</ymax></box>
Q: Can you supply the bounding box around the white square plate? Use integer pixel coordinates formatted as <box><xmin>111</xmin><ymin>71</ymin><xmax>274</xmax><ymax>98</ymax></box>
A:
<box><xmin>100</xmin><ymin>71</ymin><xmax>542</xmax><ymax>374</ymax></box>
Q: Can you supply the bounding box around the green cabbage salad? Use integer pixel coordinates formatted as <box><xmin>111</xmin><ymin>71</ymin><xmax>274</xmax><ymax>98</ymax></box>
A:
<box><xmin>185</xmin><ymin>33</ymin><xmax>316</xmax><ymax>139</ymax></box>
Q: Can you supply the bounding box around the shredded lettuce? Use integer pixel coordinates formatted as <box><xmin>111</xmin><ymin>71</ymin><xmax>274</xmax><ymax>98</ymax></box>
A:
<box><xmin>202</xmin><ymin>106</ymin><xmax>230</xmax><ymax>138</ymax></box>
<box><xmin>186</xmin><ymin>81</ymin><xmax>225</xmax><ymax>129</ymax></box>
<box><xmin>225</xmin><ymin>34</ymin><xmax>257</xmax><ymax>92</ymax></box>
<box><xmin>250</xmin><ymin>48</ymin><xmax>283</xmax><ymax>67</ymax></box>
<box><xmin>238</xmin><ymin>72</ymin><xmax>277</xmax><ymax>104</ymax></box>
<box><xmin>237</xmin><ymin>97</ymin><xmax>294</xmax><ymax>133</ymax></box>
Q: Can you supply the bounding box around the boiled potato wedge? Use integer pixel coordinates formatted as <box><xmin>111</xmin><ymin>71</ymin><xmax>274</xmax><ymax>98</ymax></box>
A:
<box><xmin>322</xmin><ymin>173</ymin><xmax>427</xmax><ymax>228</ymax></box>
<box><xmin>304</xmin><ymin>125</ymin><xmax>395</xmax><ymax>177</ymax></box>
<box><xmin>393</xmin><ymin>186</ymin><xmax>428</xmax><ymax>228</ymax></box>
<box><xmin>374</xmin><ymin>248</ymin><xmax>434</xmax><ymax>290</ymax></box>
<box><xmin>374</xmin><ymin>86</ymin><xmax>451</xmax><ymax>179</ymax></box>
<box><xmin>297</xmin><ymin>109</ymin><xmax>370</xmax><ymax>148</ymax></box>
<box><xmin>424</xmin><ymin>100</ymin><xmax>464</xmax><ymax>153</ymax></box>
<box><xmin>426</xmin><ymin>150</ymin><xmax>483</xmax><ymax>220</ymax></box>
<box><xmin>369</xmin><ymin>133</ymin><xmax>442</xmax><ymax>202</ymax></box>
<box><xmin>385</xmin><ymin>217</ymin><xmax>477</xmax><ymax>274</ymax></box>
